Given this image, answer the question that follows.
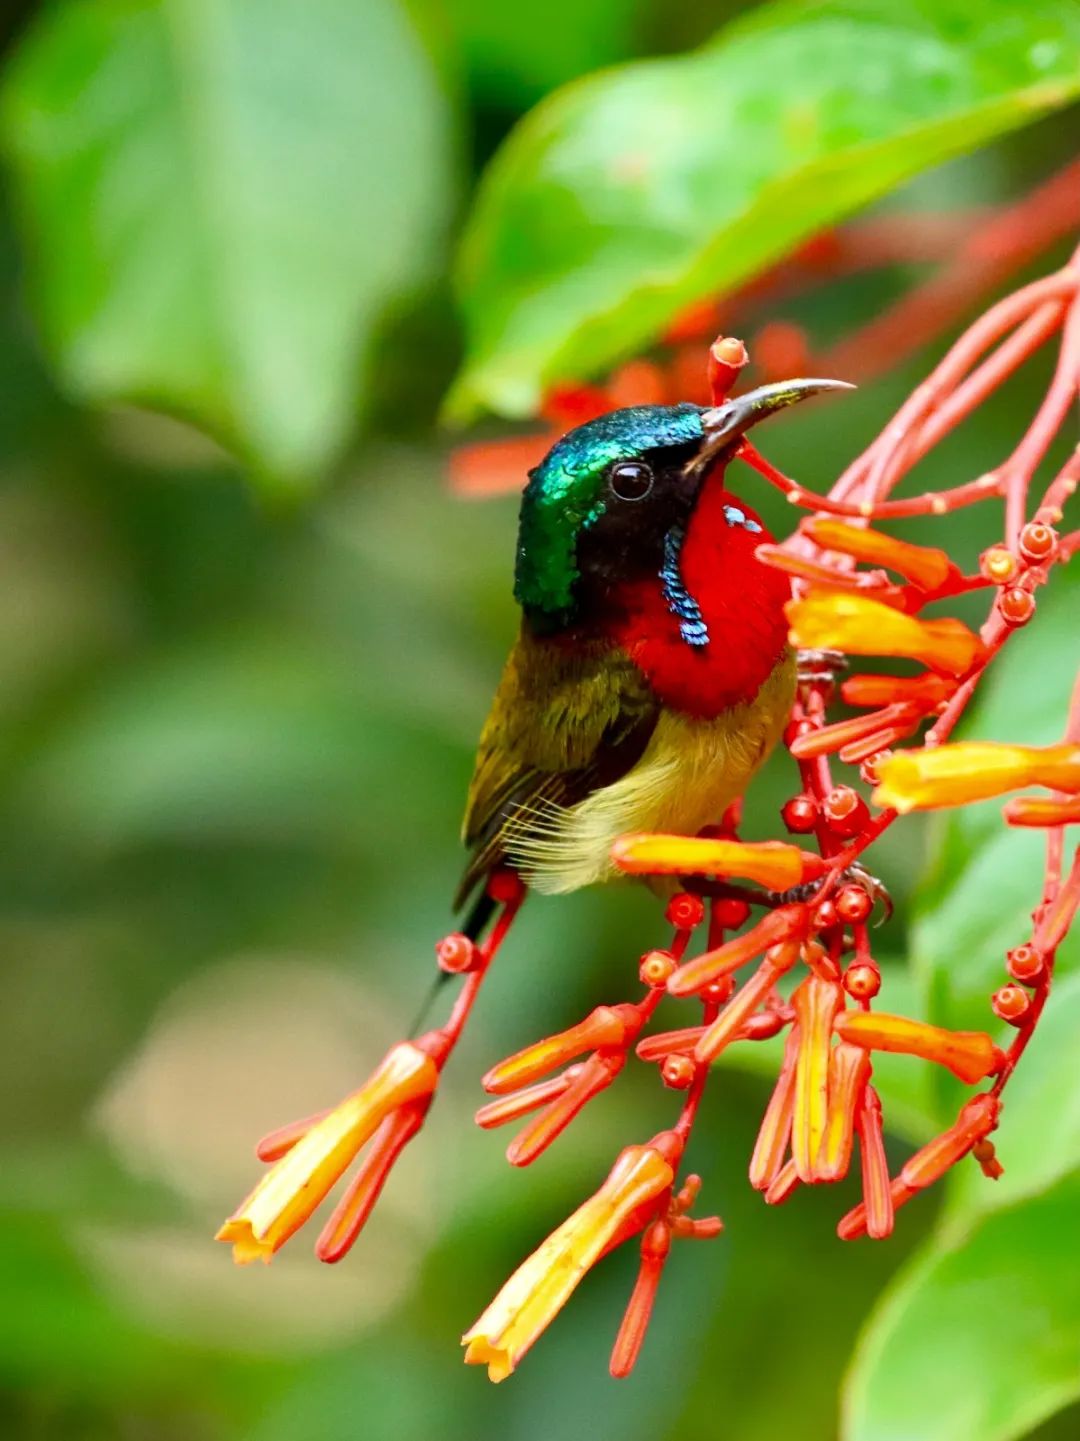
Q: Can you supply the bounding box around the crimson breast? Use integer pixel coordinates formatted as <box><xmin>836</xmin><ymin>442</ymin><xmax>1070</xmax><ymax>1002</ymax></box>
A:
<box><xmin>607</xmin><ymin>483</ymin><xmax>792</xmax><ymax>718</ymax></box>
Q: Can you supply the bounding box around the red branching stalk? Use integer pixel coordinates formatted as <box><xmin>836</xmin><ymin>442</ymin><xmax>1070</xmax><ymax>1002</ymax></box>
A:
<box><xmin>222</xmin><ymin>174</ymin><xmax>1080</xmax><ymax>1384</ymax></box>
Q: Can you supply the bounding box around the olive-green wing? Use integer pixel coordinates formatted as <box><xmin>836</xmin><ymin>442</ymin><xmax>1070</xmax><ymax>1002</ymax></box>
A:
<box><xmin>455</xmin><ymin>629</ymin><xmax>658</xmax><ymax>909</ymax></box>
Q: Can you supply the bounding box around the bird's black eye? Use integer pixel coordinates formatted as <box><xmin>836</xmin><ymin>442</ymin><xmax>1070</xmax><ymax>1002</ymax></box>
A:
<box><xmin>609</xmin><ymin>460</ymin><xmax>654</xmax><ymax>501</ymax></box>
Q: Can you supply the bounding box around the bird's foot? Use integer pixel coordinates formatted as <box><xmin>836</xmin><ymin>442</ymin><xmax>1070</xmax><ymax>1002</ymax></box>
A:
<box><xmin>770</xmin><ymin>861</ymin><xmax>893</xmax><ymax>924</ymax></box>
<box><xmin>796</xmin><ymin>648</ymin><xmax>848</xmax><ymax>685</ymax></box>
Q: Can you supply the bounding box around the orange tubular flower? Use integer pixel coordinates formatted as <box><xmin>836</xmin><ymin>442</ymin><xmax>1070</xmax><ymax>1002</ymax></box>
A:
<box><xmin>841</xmin><ymin>671</ymin><xmax>957</xmax><ymax>709</ymax></box>
<box><xmin>482</xmin><ymin>1005</ymin><xmax>634</xmax><ymax>1093</ymax></box>
<box><xmin>694</xmin><ymin>942</ymin><xmax>801</xmax><ymax>1064</ymax></box>
<box><xmin>836</xmin><ymin>668</ymin><xmax>957</xmax><ymax>708</ymax></box>
<box><xmin>786</xmin><ymin>593</ymin><xmax>985</xmax><ymax>676</ymax></box>
<box><xmin>800</xmin><ymin>517</ymin><xmax>954</xmax><ymax>591</ymax></box>
<box><xmin>668</xmin><ymin>904</ymin><xmax>808</xmax><ymax>997</ymax></box>
<box><xmin>463</xmin><ymin>1136</ymin><xmax>677</xmax><ymax>1383</ymax></box>
<box><xmin>611</xmin><ymin>834</ymin><xmax>826</xmax><ymax>891</ymax></box>
<box><xmin>791</xmin><ymin>976</ymin><xmax>845</xmax><ymax>1181</ymax></box>
<box><xmin>749</xmin><ymin>1026</ymin><xmax>800</xmax><ymax>1191</ymax></box>
<box><xmin>1004</xmin><ymin>795</ymin><xmax>1080</xmax><ymax>826</ymax></box>
<box><xmin>818</xmin><ymin>1043</ymin><xmax>872</xmax><ymax>1184</ymax></box>
<box><xmin>833</xmin><ymin>1010</ymin><xmax>1002</xmax><ymax>1084</ymax></box>
<box><xmin>873</xmin><ymin>741</ymin><xmax>1080</xmax><ymax>813</ymax></box>
<box><xmin>217</xmin><ymin>1038</ymin><xmax>441</xmax><ymax>1264</ymax></box>
<box><xmin>788</xmin><ymin>703</ymin><xmax>920</xmax><ymax>760</ymax></box>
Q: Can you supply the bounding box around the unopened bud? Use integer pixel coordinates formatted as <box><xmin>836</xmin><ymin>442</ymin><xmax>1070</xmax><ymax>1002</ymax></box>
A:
<box><xmin>980</xmin><ymin>546</ymin><xmax>1016</xmax><ymax>583</ymax></box>
<box><xmin>844</xmin><ymin>963</ymin><xmax>881</xmax><ymax>1000</ymax></box>
<box><xmin>435</xmin><ymin>932</ymin><xmax>478</xmax><ymax>974</ymax></box>
<box><xmin>666</xmin><ymin>892</ymin><xmax>706</xmax><ymax>931</ymax></box>
<box><xmin>640</xmin><ymin>950</ymin><xmax>676</xmax><ymax>987</ymax></box>
<box><xmin>1018</xmin><ymin>521</ymin><xmax>1057</xmax><ymax>562</ymax></box>
<box><xmin>782</xmin><ymin>794</ymin><xmax>819</xmax><ymax>833</ymax></box>
<box><xmin>661</xmin><ymin>1055</ymin><xmax>697</xmax><ymax>1090</ymax></box>
<box><xmin>998</xmin><ymin>587</ymin><xmax>1035</xmax><ymax>626</ymax></box>
<box><xmin>836</xmin><ymin>886</ymin><xmax>873</xmax><ymax>925</ymax></box>
<box><xmin>1005</xmin><ymin>944</ymin><xmax>1044</xmax><ymax>985</ymax></box>
<box><xmin>991</xmin><ymin>984</ymin><xmax>1031</xmax><ymax>1026</ymax></box>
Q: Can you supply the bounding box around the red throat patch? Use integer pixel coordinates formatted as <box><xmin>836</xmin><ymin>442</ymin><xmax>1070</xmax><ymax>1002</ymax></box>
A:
<box><xmin>607</xmin><ymin>480</ymin><xmax>792</xmax><ymax>717</ymax></box>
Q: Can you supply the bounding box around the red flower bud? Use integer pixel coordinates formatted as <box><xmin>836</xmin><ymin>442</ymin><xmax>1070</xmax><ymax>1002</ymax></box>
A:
<box><xmin>782</xmin><ymin>794</ymin><xmax>819</xmax><ymax>833</ymax></box>
<box><xmin>998</xmin><ymin>587</ymin><xmax>1035</xmax><ymax>625</ymax></box>
<box><xmin>844</xmin><ymin>963</ymin><xmax>881</xmax><ymax>1000</ymax></box>
<box><xmin>836</xmin><ymin>886</ymin><xmax>873</xmax><ymax>925</ymax></box>
<box><xmin>666</xmin><ymin>892</ymin><xmax>705</xmax><ymax>931</ymax></box>
<box><xmin>436</xmin><ymin>932</ymin><xmax>479</xmax><ymax>974</ymax></box>
<box><xmin>991</xmin><ymin>985</ymin><xmax>1031</xmax><ymax>1025</ymax></box>
<box><xmin>979</xmin><ymin>546</ymin><xmax>1017</xmax><ymax>583</ymax></box>
<box><xmin>639</xmin><ymin>950</ymin><xmax>676</xmax><ymax>987</ymax></box>
<box><xmin>1005</xmin><ymin>944</ymin><xmax>1044</xmax><ymax>985</ymax></box>
<box><xmin>713</xmin><ymin>898</ymin><xmax>751</xmax><ymax>929</ymax></box>
<box><xmin>661</xmin><ymin>1055</ymin><xmax>697</xmax><ymax>1090</ymax></box>
<box><xmin>1018</xmin><ymin>521</ymin><xmax>1057</xmax><ymax>562</ymax></box>
<box><xmin>823</xmin><ymin>787</ymin><xmax>870</xmax><ymax>837</ymax></box>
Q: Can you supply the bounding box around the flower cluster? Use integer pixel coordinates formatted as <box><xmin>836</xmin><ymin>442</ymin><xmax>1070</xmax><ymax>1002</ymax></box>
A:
<box><xmin>219</xmin><ymin>216</ymin><xmax>1080</xmax><ymax>1382</ymax></box>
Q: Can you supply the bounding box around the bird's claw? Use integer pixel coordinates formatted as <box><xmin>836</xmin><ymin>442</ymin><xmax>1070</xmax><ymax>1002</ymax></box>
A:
<box><xmin>769</xmin><ymin>862</ymin><xmax>893</xmax><ymax>925</ymax></box>
<box><xmin>796</xmin><ymin>648</ymin><xmax>848</xmax><ymax>685</ymax></box>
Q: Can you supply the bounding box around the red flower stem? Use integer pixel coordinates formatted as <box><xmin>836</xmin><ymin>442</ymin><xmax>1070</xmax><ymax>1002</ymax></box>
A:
<box><xmin>1000</xmin><ymin>270</ymin><xmax>1080</xmax><ymax>544</ymax></box>
<box><xmin>826</xmin><ymin>270</ymin><xmax>1077</xmax><ymax>508</ymax></box>
<box><xmin>315</xmin><ymin>1102</ymin><xmax>428</xmax><ymax>1262</ymax></box>
<box><xmin>915</xmin><ymin>300</ymin><xmax>1066</xmax><ymax>461</ymax></box>
<box><xmin>440</xmin><ymin>886</ymin><xmax>524</xmax><ymax>1048</ymax></box>
<box><xmin>1037</xmin><ymin>451</ymin><xmax>1080</xmax><ymax>527</ymax></box>
<box><xmin>819</xmin><ymin>160</ymin><xmax>1080</xmax><ymax>383</ymax></box>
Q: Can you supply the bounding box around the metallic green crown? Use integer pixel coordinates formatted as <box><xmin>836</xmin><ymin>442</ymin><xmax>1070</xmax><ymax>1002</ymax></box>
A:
<box><xmin>514</xmin><ymin>403</ymin><xmax>704</xmax><ymax>620</ymax></box>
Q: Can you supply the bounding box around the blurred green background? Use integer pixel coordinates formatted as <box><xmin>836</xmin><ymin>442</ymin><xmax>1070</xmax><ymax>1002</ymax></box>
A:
<box><xmin>1</xmin><ymin>2</ymin><xmax>1079</xmax><ymax>1439</ymax></box>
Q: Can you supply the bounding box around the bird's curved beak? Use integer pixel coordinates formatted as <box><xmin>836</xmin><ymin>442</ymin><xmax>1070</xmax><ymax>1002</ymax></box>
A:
<box><xmin>688</xmin><ymin>378</ymin><xmax>855</xmax><ymax>478</ymax></box>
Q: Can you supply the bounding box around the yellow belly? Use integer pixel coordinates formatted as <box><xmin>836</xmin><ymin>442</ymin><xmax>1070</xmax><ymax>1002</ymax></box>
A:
<box><xmin>508</xmin><ymin>653</ymin><xmax>795</xmax><ymax>895</ymax></box>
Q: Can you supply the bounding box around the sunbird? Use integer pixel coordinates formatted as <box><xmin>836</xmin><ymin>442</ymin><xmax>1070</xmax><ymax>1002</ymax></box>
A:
<box><xmin>457</xmin><ymin>379</ymin><xmax>851</xmax><ymax>933</ymax></box>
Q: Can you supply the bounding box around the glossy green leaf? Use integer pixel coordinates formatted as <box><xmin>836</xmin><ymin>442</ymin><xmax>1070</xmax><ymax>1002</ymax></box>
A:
<box><xmin>843</xmin><ymin>1173</ymin><xmax>1080</xmax><ymax>1441</ymax></box>
<box><xmin>2</xmin><ymin>0</ymin><xmax>454</xmax><ymax>490</ymax></box>
<box><xmin>450</xmin><ymin>0</ymin><xmax>1080</xmax><ymax>418</ymax></box>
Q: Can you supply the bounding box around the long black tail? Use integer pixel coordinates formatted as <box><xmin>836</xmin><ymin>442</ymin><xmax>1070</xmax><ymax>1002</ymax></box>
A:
<box><xmin>407</xmin><ymin>888</ymin><xmax>498</xmax><ymax>1033</ymax></box>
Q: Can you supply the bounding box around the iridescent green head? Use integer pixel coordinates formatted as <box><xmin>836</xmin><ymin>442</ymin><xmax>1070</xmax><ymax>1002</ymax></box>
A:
<box><xmin>514</xmin><ymin>404</ymin><xmax>704</xmax><ymax>625</ymax></box>
<box><xmin>513</xmin><ymin>381</ymin><xmax>852</xmax><ymax>631</ymax></box>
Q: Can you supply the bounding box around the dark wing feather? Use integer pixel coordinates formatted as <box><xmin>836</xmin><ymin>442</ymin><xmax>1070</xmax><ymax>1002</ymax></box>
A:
<box><xmin>455</xmin><ymin>629</ymin><xmax>657</xmax><ymax>909</ymax></box>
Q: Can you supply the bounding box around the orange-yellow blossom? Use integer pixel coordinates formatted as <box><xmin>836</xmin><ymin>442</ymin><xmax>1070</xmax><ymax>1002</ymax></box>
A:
<box><xmin>801</xmin><ymin>518</ymin><xmax>953</xmax><ymax>592</ymax></box>
<box><xmin>1004</xmin><ymin>795</ymin><xmax>1080</xmax><ymax>826</ymax></box>
<box><xmin>749</xmin><ymin>1025</ymin><xmax>800</xmax><ymax>1191</ymax></box>
<box><xmin>462</xmin><ymin>1138</ymin><xmax>676</xmax><ymax>1382</ymax></box>
<box><xmin>873</xmin><ymin>741</ymin><xmax>1080</xmax><ymax>813</ymax></box>
<box><xmin>217</xmin><ymin>1040</ymin><xmax>439</xmax><ymax>1264</ymax></box>
<box><xmin>482</xmin><ymin>1005</ymin><xmax>633</xmax><ymax>1093</ymax></box>
<box><xmin>786</xmin><ymin>593</ymin><xmax>984</xmax><ymax>676</ymax></box>
<box><xmin>818</xmin><ymin>1043</ymin><xmax>871</xmax><ymax>1183</ymax></box>
<box><xmin>612</xmin><ymin>834</ymin><xmax>825</xmax><ymax>891</ymax></box>
<box><xmin>792</xmin><ymin>976</ymin><xmax>845</xmax><ymax>1181</ymax></box>
<box><xmin>833</xmin><ymin>1011</ymin><xmax>1002</xmax><ymax>1085</ymax></box>
<box><xmin>668</xmin><ymin>904</ymin><xmax>807</xmax><ymax>997</ymax></box>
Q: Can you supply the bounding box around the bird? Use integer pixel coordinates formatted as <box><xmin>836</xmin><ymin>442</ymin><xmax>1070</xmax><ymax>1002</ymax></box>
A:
<box><xmin>456</xmin><ymin>379</ymin><xmax>852</xmax><ymax>939</ymax></box>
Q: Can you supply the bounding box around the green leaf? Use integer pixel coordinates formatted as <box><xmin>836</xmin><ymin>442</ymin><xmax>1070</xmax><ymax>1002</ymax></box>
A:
<box><xmin>449</xmin><ymin>0</ymin><xmax>1080</xmax><ymax>419</ymax></box>
<box><xmin>2</xmin><ymin>0</ymin><xmax>455</xmax><ymax>490</ymax></box>
<box><xmin>843</xmin><ymin>1173</ymin><xmax>1080</xmax><ymax>1441</ymax></box>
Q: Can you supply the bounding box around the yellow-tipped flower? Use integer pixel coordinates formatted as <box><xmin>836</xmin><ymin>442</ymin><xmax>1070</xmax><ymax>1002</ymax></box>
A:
<box><xmin>462</xmin><ymin>1139</ymin><xmax>676</xmax><ymax>1382</ymax></box>
<box><xmin>873</xmin><ymin>741</ymin><xmax>1080</xmax><ymax>813</ymax></box>
<box><xmin>833</xmin><ymin>1011</ymin><xmax>1002</xmax><ymax>1085</ymax></box>
<box><xmin>786</xmin><ymin>593</ymin><xmax>984</xmax><ymax>676</ymax></box>
<box><xmin>801</xmin><ymin>517</ymin><xmax>953</xmax><ymax>592</ymax></box>
<box><xmin>217</xmin><ymin>1040</ymin><xmax>439</xmax><ymax>1264</ymax></box>
<box><xmin>612</xmin><ymin>834</ymin><xmax>825</xmax><ymax>891</ymax></box>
